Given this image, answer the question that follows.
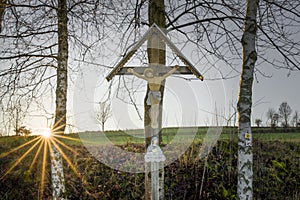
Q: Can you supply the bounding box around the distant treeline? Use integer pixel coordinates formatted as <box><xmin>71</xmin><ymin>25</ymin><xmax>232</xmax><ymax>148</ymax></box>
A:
<box><xmin>220</xmin><ymin>126</ymin><xmax>300</xmax><ymax>134</ymax></box>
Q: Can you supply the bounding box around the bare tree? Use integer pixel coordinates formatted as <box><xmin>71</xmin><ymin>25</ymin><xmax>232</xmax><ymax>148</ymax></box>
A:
<box><xmin>54</xmin><ymin>0</ymin><xmax>68</xmax><ymax>134</ymax></box>
<box><xmin>0</xmin><ymin>0</ymin><xmax>108</xmax><ymax>134</ymax></box>
<box><xmin>236</xmin><ymin>1</ymin><xmax>259</xmax><ymax>198</ymax></box>
<box><xmin>223</xmin><ymin>99</ymin><xmax>238</xmax><ymax>127</ymax></box>
<box><xmin>0</xmin><ymin>1</ymin><xmax>111</xmax><ymax>199</ymax></box>
<box><xmin>103</xmin><ymin>2</ymin><xmax>299</xmax><ymax>199</ymax></box>
<box><xmin>0</xmin><ymin>0</ymin><xmax>5</xmax><ymax>32</ymax></box>
<box><xmin>272</xmin><ymin>113</ymin><xmax>279</xmax><ymax>128</ymax></box>
<box><xmin>292</xmin><ymin>111</ymin><xmax>298</xmax><ymax>127</ymax></box>
<box><xmin>0</xmin><ymin>95</ymin><xmax>30</xmax><ymax>136</ymax></box>
<box><xmin>106</xmin><ymin>0</ymin><xmax>299</xmax><ymax>143</ymax></box>
<box><xmin>255</xmin><ymin>119</ymin><xmax>262</xmax><ymax>127</ymax></box>
<box><xmin>95</xmin><ymin>101</ymin><xmax>112</xmax><ymax>132</ymax></box>
<box><xmin>1</xmin><ymin>1</ymin><xmax>298</xmax><ymax>198</ymax></box>
<box><xmin>266</xmin><ymin>108</ymin><xmax>275</xmax><ymax>127</ymax></box>
<box><xmin>278</xmin><ymin>102</ymin><xmax>292</xmax><ymax>127</ymax></box>
<box><xmin>15</xmin><ymin>125</ymin><xmax>31</xmax><ymax>136</ymax></box>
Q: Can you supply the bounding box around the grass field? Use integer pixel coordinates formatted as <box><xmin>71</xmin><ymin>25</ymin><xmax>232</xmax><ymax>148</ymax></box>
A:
<box><xmin>1</xmin><ymin>127</ymin><xmax>299</xmax><ymax>146</ymax></box>
<box><xmin>0</xmin><ymin>127</ymin><xmax>299</xmax><ymax>199</ymax></box>
<box><xmin>64</xmin><ymin>127</ymin><xmax>300</xmax><ymax>145</ymax></box>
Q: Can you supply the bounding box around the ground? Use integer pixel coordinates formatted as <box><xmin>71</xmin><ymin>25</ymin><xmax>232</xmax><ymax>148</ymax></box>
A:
<box><xmin>0</xmin><ymin>128</ymin><xmax>299</xmax><ymax>199</ymax></box>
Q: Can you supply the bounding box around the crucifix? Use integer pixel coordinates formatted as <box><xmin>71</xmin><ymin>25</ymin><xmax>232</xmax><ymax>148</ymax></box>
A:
<box><xmin>106</xmin><ymin>24</ymin><xmax>203</xmax><ymax>143</ymax></box>
<box><xmin>127</xmin><ymin>66</ymin><xmax>179</xmax><ymax>135</ymax></box>
<box><xmin>106</xmin><ymin>24</ymin><xmax>203</xmax><ymax>200</ymax></box>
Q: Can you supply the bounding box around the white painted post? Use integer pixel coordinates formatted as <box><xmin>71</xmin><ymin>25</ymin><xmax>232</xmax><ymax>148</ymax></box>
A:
<box><xmin>145</xmin><ymin>137</ymin><xmax>166</xmax><ymax>200</ymax></box>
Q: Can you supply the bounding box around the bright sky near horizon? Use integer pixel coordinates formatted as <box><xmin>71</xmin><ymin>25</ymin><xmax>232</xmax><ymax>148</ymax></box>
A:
<box><xmin>2</xmin><ymin>26</ymin><xmax>299</xmax><ymax>136</ymax></box>
<box><xmin>6</xmin><ymin>58</ymin><xmax>296</xmax><ymax>136</ymax></box>
<box><xmin>11</xmin><ymin>43</ymin><xmax>298</xmax><ymax>136</ymax></box>
<box><xmin>67</xmin><ymin>64</ymin><xmax>300</xmax><ymax>133</ymax></box>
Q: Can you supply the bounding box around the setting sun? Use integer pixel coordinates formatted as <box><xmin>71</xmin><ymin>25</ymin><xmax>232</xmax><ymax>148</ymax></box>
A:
<box><xmin>39</xmin><ymin>128</ymin><xmax>52</xmax><ymax>139</ymax></box>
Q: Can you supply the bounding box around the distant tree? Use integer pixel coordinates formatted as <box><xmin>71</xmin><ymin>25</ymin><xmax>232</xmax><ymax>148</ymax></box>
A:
<box><xmin>278</xmin><ymin>102</ymin><xmax>292</xmax><ymax>127</ymax></box>
<box><xmin>255</xmin><ymin>119</ymin><xmax>262</xmax><ymax>127</ymax></box>
<box><xmin>266</xmin><ymin>108</ymin><xmax>276</xmax><ymax>127</ymax></box>
<box><xmin>272</xmin><ymin>113</ymin><xmax>279</xmax><ymax>128</ymax></box>
<box><xmin>0</xmin><ymin>1</ymin><xmax>107</xmax><ymax>135</ymax></box>
<box><xmin>5</xmin><ymin>97</ymin><xmax>30</xmax><ymax>136</ymax></box>
<box><xmin>292</xmin><ymin>111</ymin><xmax>298</xmax><ymax>127</ymax></box>
<box><xmin>15</xmin><ymin>126</ymin><xmax>31</xmax><ymax>136</ymax></box>
<box><xmin>95</xmin><ymin>101</ymin><xmax>112</xmax><ymax>132</ymax></box>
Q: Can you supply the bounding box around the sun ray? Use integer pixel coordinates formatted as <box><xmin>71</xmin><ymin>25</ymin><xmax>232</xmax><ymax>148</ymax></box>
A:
<box><xmin>50</xmin><ymin>139</ymin><xmax>87</xmax><ymax>185</ymax></box>
<box><xmin>54</xmin><ymin>134</ymin><xmax>102</xmax><ymax>145</ymax></box>
<box><xmin>28</xmin><ymin>139</ymin><xmax>45</xmax><ymax>174</ymax></box>
<box><xmin>0</xmin><ymin>137</ymin><xmax>42</xmax><ymax>181</ymax></box>
<box><xmin>51</xmin><ymin>118</ymin><xmax>67</xmax><ymax>134</ymax></box>
<box><xmin>53</xmin><ymin>134</ymin><xmax>82</xmax><ymax>142</ymax></box>
<box><xmin>52</xmin><ymin>137</ymin><xmax>78</xmax><ymax>155</ymax></box>
<box><xmin>1</xmin><ymin>126</ymin><xmax>98</xmax><ymax>198</ymax></box>
<box><xmin>0</xmin><ymin>136</ymin><xmax>41</xmax><ymax>158</ymax></box>
<box><xmin>39</xmin><ymin>138</ymin><xmax>48</xmax><ymax>200</ymax></box>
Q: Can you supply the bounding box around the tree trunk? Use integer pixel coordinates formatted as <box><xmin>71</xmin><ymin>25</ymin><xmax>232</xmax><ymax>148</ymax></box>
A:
<box><xmin>145</xmin><ymin>0</ymin><xmax>166</xmax><ymax>148</ymax></box>
<box><xmin>50</xmin><ymin>145</ymin><xmax>66</xmax><ymax>199</ymax></box>
<box><xmin>51</xmin><ymin>0</ymin><xmax>68</xmax><ymax>199</ymax></box>
<box><xmin>237</xmin><ymin>0</ymin><xmax>259</xmax><ymax>199</ymax></box>
<box><xmin>145</xmin><ymin>1</ymin><xmax>166</xmax><ymax>200</ymax></box>
<box><xmin>0</xmin><ymin>0</ymin><xmax>6</xmax><ymax>33</ymax></box>
<box><xmin>54</xmin><ymin>0</ymin><xmax>68</xmax><ymax>134</ymax></box>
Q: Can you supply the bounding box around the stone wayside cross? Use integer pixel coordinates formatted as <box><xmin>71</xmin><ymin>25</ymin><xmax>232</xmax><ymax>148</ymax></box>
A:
<box><xmin>106</xmin><ymin>23</ymin><xmax>203</xmax><ymax>141</ymax></box>
<box><xmin>106</xmin><ymin>23</ymin><xmax>203</xmax><ymax>200</ymax></box>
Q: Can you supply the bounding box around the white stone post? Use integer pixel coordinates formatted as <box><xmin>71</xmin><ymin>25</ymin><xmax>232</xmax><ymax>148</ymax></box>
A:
<box><xmin>145</xmin><ymin>137</ymin><xmax>166</xmax><ymax>200</ymax></box>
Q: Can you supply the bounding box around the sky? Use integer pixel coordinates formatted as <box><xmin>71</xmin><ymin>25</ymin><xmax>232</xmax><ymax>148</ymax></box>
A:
<box><xmin>2</xmin><ymin>22</ymin><xmax>299</xmax><ymax>135</ymax></box>
<box><xmin>14</xmin><ymin>38</ymin><xmax>299</xmax><ymax>135</ymax></box>
<box><xmin>252</xmin><ymin>68</ymin><xmax>300</xmax><ymax>124</ymax></box>
<box><xmin>67</xmin><ymin>62</ymin><xmax>300</xmax><ymax>133</ymax></box>
<box><xmin>2</xmin><ymin>57</ymin><xmax>295</xmax><ymax>136</ymax></box>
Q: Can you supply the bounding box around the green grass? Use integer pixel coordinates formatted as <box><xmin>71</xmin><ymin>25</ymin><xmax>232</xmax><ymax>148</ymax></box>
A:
<box><xmin>1</xmin><ymin>127</ymin><xmax>299</xmax><ymax>147</ymax></box>
<box><xmin>253</xmin><ymin>132</ymin><xmax>300</xmax><ymax>142</ymax></box>
<box><xmin>66</xmin><ymin>127</ymin><xmax>300</xmax><ymax>146</ymax></box>
<box><xmin>0</xmin><ymin>127</ymin><xmax>299</xmax><ymax>199</ymax></box>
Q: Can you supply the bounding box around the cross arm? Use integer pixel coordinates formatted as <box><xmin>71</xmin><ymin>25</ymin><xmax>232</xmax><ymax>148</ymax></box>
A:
<box><xmin>114</xmin><ymin>66</ymin><xmax>201</xmax><ymax>75</ymax></box>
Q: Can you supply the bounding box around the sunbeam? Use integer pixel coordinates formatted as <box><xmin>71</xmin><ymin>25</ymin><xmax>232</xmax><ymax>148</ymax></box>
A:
<box><xmin>40</xmin><ymin>138</ymin><xmax>48</xmax><ymax>200</ymax></box>
<box><xmin>50</xmin><ymin>139</ymin><xmax>87</xmax><ymax>185</ymax></box>
<box><xmin>54</xmin><ymin>134</ymin><xmax>102</xmax><ymax>145</ymax></box>
<box><xmin>0</xmin><ymin>137</ymin><xmax>42</xmax><ymax>181</ymax></box>
<box><xmin>0</xmin><ymin>125</ymin><xmax>93</xmax><ymax>200</ymax></box>
<box><xmin>54</xmin><ymin>134</ymin><xmax>82</xmax><ymax>142</ymax></box>
<box><xmin>52</xmin><ymin>137</ymin><xmax>78</xmax><ymax>155</ymax></box>
<box><xmin>28</xmin><ymin>139</ymin><xmax>45</xmax><ymax>174</ymax></box>
<box><xmin>0</xmin><ymin>136</ymin><xmax>41</xmax><ymax>159</ymax></box>
<box><xmin>51</xmin><ymin>117</ymin><xmax>67</xmax><ymax>134</ymax></box>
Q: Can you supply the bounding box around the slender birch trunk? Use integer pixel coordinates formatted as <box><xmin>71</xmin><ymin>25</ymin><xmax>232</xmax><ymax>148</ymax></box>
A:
<box><xmin>51</xmin><ymin>0</ymin><xmax>68</xmax><ymax>198</ymax></box>
<box><xmin>50</xmin><ymin>145</ymin><xmax>66</xmax><ymax>199</ymax></box>
<box><xmin>237</xmin><ymin>0</ymin><xmax>259</xmax><ymax>199</ymax></box>
<box><xmin>0</xmin><ymin>0</ymin><xmax>6</xmax><ymax>33</ymax></box>
<box><xmin>55</xmin><ymin>0</ymin><xmax>68</xmax><ymax>134</ymax></box>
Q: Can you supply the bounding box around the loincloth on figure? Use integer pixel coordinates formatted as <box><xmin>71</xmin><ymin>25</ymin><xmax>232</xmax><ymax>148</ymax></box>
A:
<box><xmin>147</xmin><ymin>91</ymin><xmax>161</xmax><ymax>105</ymax></box>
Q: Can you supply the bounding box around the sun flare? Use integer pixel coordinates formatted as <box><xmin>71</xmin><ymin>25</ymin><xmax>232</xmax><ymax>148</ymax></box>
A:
<box><xmin>0</xmin><ymin>121</ymin><xmax>87</xmax><ymax>200</ymax></box>
<box><xmin>40</xmin><ymin>128</ymin><xmax>52</xmax><ymax>139</ymax></box>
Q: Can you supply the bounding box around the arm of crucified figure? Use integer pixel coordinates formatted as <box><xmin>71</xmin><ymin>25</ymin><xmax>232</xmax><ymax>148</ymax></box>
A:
<box><xmin>161</xmin><ymin>65</ymin><xmax>180</xmax><ymax>80</ymax></box>
<box><xmin>127</xmin><ymin>68</ymin><xmax>147</xmax><ymax>81</ymax></box>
